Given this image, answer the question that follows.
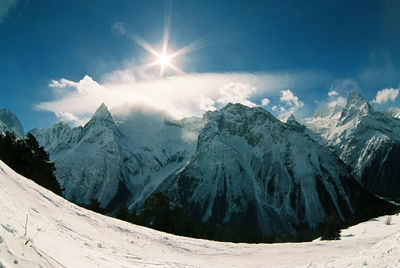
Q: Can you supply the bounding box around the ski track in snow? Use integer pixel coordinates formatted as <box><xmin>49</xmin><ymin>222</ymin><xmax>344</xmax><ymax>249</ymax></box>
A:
<box><xmin>0</xmin><ymin>160</ymin><xmax>400</xmax><ymax>268</ymax></box>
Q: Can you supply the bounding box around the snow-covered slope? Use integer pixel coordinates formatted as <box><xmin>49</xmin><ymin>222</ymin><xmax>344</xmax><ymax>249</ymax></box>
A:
<box><xmin>31</xmin><ymin>104</ymin><xmax>202</xmax><ymax>209</ymax></box>
<box><xmin>157</xmin><ymin>103</ymin><xmax>381</xmax><ymax>237</ymax></box>
<box><xmin>0</xmin><ymin>109</ymin><xmax>25</xmax><ymax>138</ymax></box>
<box><xmin>1</xmin><ymin>160</ymin><xmax>400</xmax><ymax>268</ymax></box>
<box><xmin>304</xmin><ymin>92</ymin><xmax>400</xmax><ymax>201</ymax></box>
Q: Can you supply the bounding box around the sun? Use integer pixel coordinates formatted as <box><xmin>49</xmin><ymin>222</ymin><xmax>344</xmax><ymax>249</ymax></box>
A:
<box><xmin>125</xmin><ymin>1</ymin><xmax>224</xmax><ymax>77</ymax></box>
<box><xmin>140</xmin><ymin>47</ymin><xmax>181</xmax><ymax>77</ymax></box>
<box><xmin>157</xmin><ymin>52</ymin><xmax>171</xmax><ymax>66</ymax></box>
<box><xmin>155</xmin><ymin>51</ymin><xmax>173</xmax><ymax>74</ymax></box>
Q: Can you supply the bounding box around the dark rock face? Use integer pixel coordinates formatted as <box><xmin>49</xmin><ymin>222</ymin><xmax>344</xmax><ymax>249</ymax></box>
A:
<box><xmin>361</xmin><ymin>142</ymin><xmax>400</xmax><ymax>202</ymax></box>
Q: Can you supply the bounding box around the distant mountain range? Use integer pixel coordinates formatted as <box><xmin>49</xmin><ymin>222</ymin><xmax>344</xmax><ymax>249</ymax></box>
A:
<box><xmin>1</xmin><ymin>92</ymin><xmax>399</xmax><ymax>239</ymax></box>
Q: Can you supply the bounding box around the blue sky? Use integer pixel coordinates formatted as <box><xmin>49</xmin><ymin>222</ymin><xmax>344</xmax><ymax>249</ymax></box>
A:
<box><xmin>1</xmin><ymin>0</ymin><xmax>400</xmax><ymax>130</ymax></box>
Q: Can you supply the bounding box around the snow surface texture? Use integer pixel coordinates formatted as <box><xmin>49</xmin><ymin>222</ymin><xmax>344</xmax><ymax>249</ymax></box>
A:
<box><xmin>0</xmin><ymin>109</ymin><xmax>25</xmax><ymax>138</ymax></box>
<box><xmin>1</xmin><ymin>160</ymin><xmax>400</xmax><ymax>268</ymax></box>
<box><xmin>31</xmin><ymin>104</ymin><xmax>203</xmax><ymax>209</ymax></box>
<box><xmin>157</xmin><ymin>103</ymin><xmax>379</xmax><ymax>236</ymax></box>
<box><xmin>303</xmin><ymin>92</ymin><xmax>400</xmax><ymax>200</ymax></box>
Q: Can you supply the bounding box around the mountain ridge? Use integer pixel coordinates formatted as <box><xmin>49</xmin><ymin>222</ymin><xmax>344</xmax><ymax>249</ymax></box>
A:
<box><xmin>31</xmin><ymin>104</ymin><xmax>203</xmax><ymax>209</ymax></box>
<box><xmin>2</xmin><ymin>92</ymin><xmax>400</xmax><ymax>239</ymax></box>
<box><xmin>304</xmin><ymin>91</ymin><xmax>400</xmax><ymax>201</ymax></box>
<box><xmin>155</xmin><ymin>103</ymin><xmax>386</xmax><ymax>237</ymax></box>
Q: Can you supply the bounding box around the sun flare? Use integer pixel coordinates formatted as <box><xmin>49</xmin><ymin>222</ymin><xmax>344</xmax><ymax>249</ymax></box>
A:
<box><xmin>144</xmin><ymin>48</ymin><xmax>181</xmax><ymax>77</ymax></box>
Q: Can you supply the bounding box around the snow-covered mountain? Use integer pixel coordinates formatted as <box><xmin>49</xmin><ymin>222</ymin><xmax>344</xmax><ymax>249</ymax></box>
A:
<box><xmin>0</xmin><ymin>108</ymin><xmax>25</xmax><ymax>138</ymax></box>
<box><xmin>29</xmin><ymin>101</ymin><xmax>395</xmax><ymax>237</ymax></box>
<box><xmin>31</xmin><ymin>104</ymin><xmax>202</xmax><ymax>209</ymax></box>
<box><xmin>304</xmin><ymin>92</ymin><xmax>400</xmax><ymax>201</ymax></box>
<box><xmin>156</xmin><ymin>103</ymin><xmax>382</xmax><ymax>237</ymax></box>
<box><xmin>1</xmin><ymin>159</ymin><xmax>400</xmax><ymax>267</ymax></box>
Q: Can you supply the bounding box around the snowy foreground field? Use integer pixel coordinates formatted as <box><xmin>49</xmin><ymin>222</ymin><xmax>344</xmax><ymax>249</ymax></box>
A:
<box><xmin>0</xmin><ymin>161</ymin><xmax>399</xmax><ymax>268</ymax></box>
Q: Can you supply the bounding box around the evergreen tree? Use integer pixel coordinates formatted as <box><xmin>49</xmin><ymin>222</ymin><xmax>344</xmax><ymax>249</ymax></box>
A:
<box><xmin>321</xmin><ymin>215</ymin><xmax>342</xmax><ymax>240</ymax></box>
<box><xmin>139</xmin><ymin>193</ymin><xmax>173</xmax><ymax>232</ymax></box>
<box><xmin>88</xmin><ymin>198</ymin><xmax>105</xmax><ymax>214</ymax></box>
<box><xmin>0</xmin><ymin>131</ymin><xmax>62</xmax><ymax>195</ymax></box>
<box><xmin>116</xmin><ymin>203</ymin><xmax>129</xmax><ymax>221</ymax></box>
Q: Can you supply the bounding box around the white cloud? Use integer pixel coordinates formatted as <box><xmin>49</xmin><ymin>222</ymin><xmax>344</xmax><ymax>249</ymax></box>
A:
<box><xmin>55</xmin><ymin>111</ymin><xmax>87</xmax><ymax>126</ymax></box>
<box><xmin>271</xmin><ymin>106</ymin><xmax>278</xmax><ymax>111</ymax></box>
<box><xmin>196</xmin><ymin>95</ymin><xmax>216</xmax><ymax>112</ymax></box>
<box><xmin>216</xmin><ymin>82</ymin><xmax>257</xmax><ymax>107</ymax></box>
<box><xmin>328</xmin><ymin>90</ymin><xmax>338</xmax><ymax>97</ymax></box>
<box><xmin>328</xmin><ymin>96</ymin><xmax>347</xmax><ymax>108</ymax></box>
<box><xmin>278</xmin><ymin>107</ymin><xmax>296</xmax><ymax>122</ymax></box>
<box><xmin>49</xmin><ymin>78</ymin><xmax>78</xmax><ymax>88</ymax></box>
<box><xmin>37</xmin><ymin>72</ymin><xmax>301</xmax><ymax>125</ymax></box>
<box><xmin>36</xmin><ymin>68</ymin><xmax>325</xmax><ymax>126</ymax></box>
<box><xmin>0</xmin><ymin>0</ymin><xmax>18</xmax><ymax>24</ymax></box>
<box><xmin>274</xmin><ymin>89</ymin><xmax>305</xmax><ymax>122</ymax></box>
<box><xmin>280</xmin><ymin>89</ymin><xmax>304</xmax><ymax>108</ymax></box>
<box><xmin>330</xmin><ymin>78</ymin><xmax>359</xmax><ymax>93</ymax></box>
<box><xmin>261</xmin><ymin>98</ymin><xmax>270</xmax><ymax>107</ymax></box>
<box><xmin>371</xmin><ymin>88</ymin><xmax>399</xmax><ymax>104</ymax></box>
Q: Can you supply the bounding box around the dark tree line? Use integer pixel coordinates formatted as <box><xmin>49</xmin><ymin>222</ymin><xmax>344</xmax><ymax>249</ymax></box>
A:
<box><xmin>115</xmin><ymin>193</ymin><xmax>221</xmax><ymax>241</ymax></box>
<box><xmin>107</xmin><ymin>193</ymin><xmax>346</xmax><ymax>243</ymax></box>
<box><xmin>102</xmin><ymin>191</ymin><xmax>398</xmax><ymax>243</ymax></box>
<box><xmin>0</xmin><ymin>131</ymin><xmax>63</xmax><ymax>195</ymax></box>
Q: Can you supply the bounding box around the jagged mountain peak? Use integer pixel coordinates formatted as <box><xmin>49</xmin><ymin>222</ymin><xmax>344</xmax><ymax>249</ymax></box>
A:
<box><xmin>286</xmin><ymin>114</ymin><xmax>306</xmax><ymax>133</ymax></box>
<box><xmin>0</xmin><ymin>108</ymin><xmax>25</xmax><ymax>138</ymax></box>
<box><xmin>213</xmin><ymin>103</ymin><xmax>279</xmax><ymax>124</ymax></box>
<box><xmin>346</xmin><ymin>91</ymin><xmax>370</xmax><ymax>108</ymax></box>
<box><xmin>286</xmin><ymin>114</ymin><xmax>299</xmax><ymax>127</ymax></box>
<box><xmin>93</xmin><ymin>103</ymin><xmax>112</xmax><ymax>119</ymax></box>
<box><xmin>287</xmin><ymin>113</ymin><xmax>296</xmax><ymax>122</ymax></box>
<box><xmin>220</xmin><ymin>102</ymin><xmax>266</xmax><ymax>113</ymax></box>
<box><xmin>199</xmin><ymin>103</ymin><xmax>282</xmax><ymax>146</ymax></box>
<box><xmin>337</xmin><ymin>91</ymin><xmax>373</xmax><ymax>126</ymax></box>
<box><xmin>343</xmin><ymin>91</ymin><xmax>372</xmax><ymax>114</ymax></box>
<box><xmin>84</xmin><ymin>103</ymin><xmax>116</xmax><ymax>129</ymax></box>
<box><xmin>220</xmin><ymin>102</ymin><xmax>248</xmax><ymax>111</ymax></box>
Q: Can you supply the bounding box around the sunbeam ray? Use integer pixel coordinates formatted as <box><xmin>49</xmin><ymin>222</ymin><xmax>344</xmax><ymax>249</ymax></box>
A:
<box><xmin>162</xmin><ymin>0</ymin><xmax>172</xmax><ymax>57</ymax></box>
<box><xmin>125</xmin><ymin>33</ymin><xmax>159</xmax><ymax>57</ymax></box>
